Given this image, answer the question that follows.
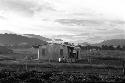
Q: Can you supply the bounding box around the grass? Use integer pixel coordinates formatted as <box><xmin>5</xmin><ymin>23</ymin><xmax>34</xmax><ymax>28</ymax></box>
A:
<box><xmin>80</xmin><ymin>50</ymin><xmax>125</xmax><ymax>58</ymax></box>
<box><xmin>0</xmin><ymin>49</ymin><xmax>125</xmax><ymax>77</ymax></box>
<box><xmin>1</xmin><ymin>48</ymin><xmax>125</xmax><ymax>82</ymax></box>
<box><xmin>0</xmin><ymin>60</ymin><xmax>124</xmax><ymax>76</ymax></box>
<box><xmin>0</xmin><ymin>62</ymin><xmax>124</xmax><ymax>82</ymax></box>
<box><xmin>0</xmin><ymin>53</ymin><xmax>37</xmax><ymax>60</ymax></box>
<box><xmin>0</xmin><ymin>56</ymin><xmax>124</xmax><ymax>82</ymax></box>
<box><xmin>0</xmin><ymin>69</ymin><xmax>124</xmax><ymax>83</ymax></box>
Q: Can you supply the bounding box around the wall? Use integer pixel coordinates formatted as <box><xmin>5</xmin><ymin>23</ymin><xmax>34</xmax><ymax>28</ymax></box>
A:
<box><xmin>39</xmin><ymin>44</ymin><xmax>68</xmax><ymax>61</ymax></box>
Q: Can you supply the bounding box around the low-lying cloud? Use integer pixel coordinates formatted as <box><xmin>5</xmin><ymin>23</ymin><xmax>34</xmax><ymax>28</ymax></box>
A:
<box><xmin>55</xmin><ymin>19</ymin><xmax>125</xmax><ymax>26</ymax></box>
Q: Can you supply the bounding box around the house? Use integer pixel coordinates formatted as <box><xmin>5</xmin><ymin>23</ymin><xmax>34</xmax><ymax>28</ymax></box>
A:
<box><xmin>33</xmin><ymin>43</ymin><xmax>81</xmax><ymax>62</ymax></box>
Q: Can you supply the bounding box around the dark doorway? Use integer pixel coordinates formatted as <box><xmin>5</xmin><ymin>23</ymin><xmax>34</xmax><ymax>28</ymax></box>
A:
<box><xmin>60</xmin><ymin>49</ymin><xmax>63</xmax><ymax>57</ymax></box>
<box><xmin>76</xmin><ymin>51</ymin><xmax>79</xmax><ymax>59</ymax></box>
<box><xmin>67</xmin><ymin>46</ymin><xmax>75</xmax><ymax>58</ymax></box>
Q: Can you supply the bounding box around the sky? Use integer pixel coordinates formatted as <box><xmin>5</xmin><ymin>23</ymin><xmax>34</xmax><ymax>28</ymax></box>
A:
<box><xmin>0</xmin><ymin>0</ymin><xmax>125</xmax><ymax>43</ymax></box>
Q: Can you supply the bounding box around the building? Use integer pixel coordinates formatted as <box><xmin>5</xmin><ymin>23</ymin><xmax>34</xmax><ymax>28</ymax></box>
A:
<box><xmin>33</xmin><ymin>43</ymin><xmax>81</xmax><ymax>62</ymax></box>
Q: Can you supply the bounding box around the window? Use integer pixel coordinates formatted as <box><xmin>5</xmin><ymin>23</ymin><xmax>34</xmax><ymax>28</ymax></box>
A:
<box><xmin>60</xmin><ymin>49</ymin><xmax>63</xmax><ymax>56</ymax></box>
<box><xmin>42</xmin><ymin>49</ymin><xmax>46</xmax><ymax>56</ymax></box>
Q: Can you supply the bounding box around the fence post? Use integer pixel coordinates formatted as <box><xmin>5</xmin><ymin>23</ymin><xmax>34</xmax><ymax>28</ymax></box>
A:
<box><xmin>122</xmin><ymin>60</ymin><xmax>125</xmax><ymax>75</ymax></box>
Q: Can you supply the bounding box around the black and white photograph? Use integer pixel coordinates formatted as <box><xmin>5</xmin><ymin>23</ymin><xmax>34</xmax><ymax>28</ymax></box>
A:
<box><xmin>0</xmin><ymin>0</ymin><xmax>125</xmax><ymax>82</ymax></box>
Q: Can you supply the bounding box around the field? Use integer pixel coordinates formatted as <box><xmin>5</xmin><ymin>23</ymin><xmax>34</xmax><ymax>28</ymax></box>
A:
<box><xmin>80</xmin><ymin>50</ymin><xmax>125</xmax><ymax>58</ymax></box>
<box><xmin>0</xmin><ymin>49</ymin><xmax>125</xmax><ymax>82</ymax></box>
<box><xmin>0</xmin><ymin>61</ymin><xmax>125</xmax><ymax>82</ymax></box>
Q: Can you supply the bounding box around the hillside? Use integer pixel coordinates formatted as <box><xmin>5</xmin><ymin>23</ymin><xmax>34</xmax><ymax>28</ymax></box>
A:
<box><xmin>79</xmin><ymin>42</ymin><xmax>91</xmax><ymax>46</ymax></box>
<box><xmin>24</xmin><ymin>34</ymin><xmax>52</xmax><ymax>41</ymax></box>
<box><xmin>0</xmin><ymin>46</ymin><xmax>13</xmax><ymax>54</ymax></box>
<box><xmin>93</xmin><ymin>39</ymin><xmax>125</xmax><ymax>47</ymax></box>
<box><xmin>24</xmin><ymin>34</ymin><xmax>63</xmax><ymax>42</ymax></box>
<box><xmin>0</xmin><ymin>33</ymin><xmax>47</xmax><ymax>48</ymax></box>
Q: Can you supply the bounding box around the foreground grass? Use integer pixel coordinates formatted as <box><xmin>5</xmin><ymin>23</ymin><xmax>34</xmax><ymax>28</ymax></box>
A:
<box><xmin>0</xmin><ymin>60</ymin><xmax>124</xmax><ymax>75</ymax></box>
<box><xmin>0</xmin><ymin>58</ymin><xmax>124</xmax><ymax>82</ymax></box>
<box><xmin>0</xmin><ymin>69</ymin><xmax>125</xmax><ymax>83</ymax></box>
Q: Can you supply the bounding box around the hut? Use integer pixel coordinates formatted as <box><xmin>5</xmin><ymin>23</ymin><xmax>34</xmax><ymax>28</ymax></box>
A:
<box><xmin>38</xmin><ymin>43</ymin><xmax>68</xmax><ymax>61</ymax></box>
<box><xmin>33</xmin><ymin>43</ymin><xmax>81</xmax><ymax>62</ymax></box>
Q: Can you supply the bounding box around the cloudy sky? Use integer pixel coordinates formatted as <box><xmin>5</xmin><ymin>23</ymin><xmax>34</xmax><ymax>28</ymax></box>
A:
<box><xmin>0</xmin><ymin>0</ymin><xmax>125</xmax><ymax>43</ymax></box>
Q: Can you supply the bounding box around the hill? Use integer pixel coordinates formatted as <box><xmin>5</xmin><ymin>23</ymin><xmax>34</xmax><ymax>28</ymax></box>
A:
<box><xmin>0</xmin><ymin>33</ymin><xmax>47</xmax><ymax>48</ymax></box>
<box><xmin>24</xmin><ymin>34</ymin><xmax>63</xmax><ymax>42</ymax></box>
<box><xmin>0</xmin><ymin>46</ymin><xmax>13</xmax><ymax>54</ymax></box>
<box><xmin>79</xmin><ymin>42</ymin><xmax>91</xmax><ymax>46</ymax></box>
<box><xmin>23</xmin><ymin>34</ymin><xmax>52</xmax><ymax>41</ymax></box>
<box><xmin>93</xmin><ymin>39</ymin><xmax>125</xmax><ymax>47</ymax></box>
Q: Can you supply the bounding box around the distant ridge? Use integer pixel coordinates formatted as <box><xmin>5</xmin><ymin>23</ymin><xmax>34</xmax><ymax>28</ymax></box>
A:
<box><xmin>79</xmin><ymin>42</ymin><xmax>91</xmax><ymax>46</ymax></box>
<box><xmin>24</xmin><ymin>34</ymin><xmax>52</xmax><ymax>41</ymax></box>
<box><xmin>93</xmin><ymin>39</ymin><xmax>125</xmax><ymax>47</ymax></box>
<box><xmin>24</xmin><ymin>34</ymin><xmax>63</xmax><ymax>42</ymax></box>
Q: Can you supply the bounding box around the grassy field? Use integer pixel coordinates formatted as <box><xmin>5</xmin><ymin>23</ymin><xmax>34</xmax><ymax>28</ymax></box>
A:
<box><xmin>80</xmin><ymin>50</ymin><xmax>125</xmax><ymax>58</ymax></box>
<box><xmin>0</xmin><ymin>61</ymin><xmax>125</xmax><ymax>82</ymax></box>
<box><xmin>0</xmin><ymin>69</ymin><xmax>124</xmax><ymax>83</ymax></box>
<box><xmin>0</xmin><ymin>49</ymin><xmax>125</xmax><ymax>82</ymax></box>
<box><xmin>0</xmin><ymin>49</ymin><xmax>125</xmax><ymax>72</ymax></box>
<box><xmin>0</xmin><ymin>58</ymin><xmax>124</xmax><ymax>75</ymax></box>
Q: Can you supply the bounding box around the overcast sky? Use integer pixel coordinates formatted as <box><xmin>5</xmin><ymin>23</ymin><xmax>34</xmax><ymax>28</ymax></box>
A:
<box><xmin>0</xmin><ymin>0</ymin><xmax>125</xmax><ymax>43</ymax></box>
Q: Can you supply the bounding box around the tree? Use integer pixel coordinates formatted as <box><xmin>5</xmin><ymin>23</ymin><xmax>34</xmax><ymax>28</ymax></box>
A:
<box><xmin>117</xmin><ymin>45</ymin><xmax>121</xmax><ymax>50</ymax></box>
<box><xmin>109</xmin><ymin>45</ymin><xmax>114</xmax><ymax>50</ymax></box>
<box><xmin>122</xmin><ymin>46</ymin><xmax>125</xmax><ymax>50</ymax></box>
